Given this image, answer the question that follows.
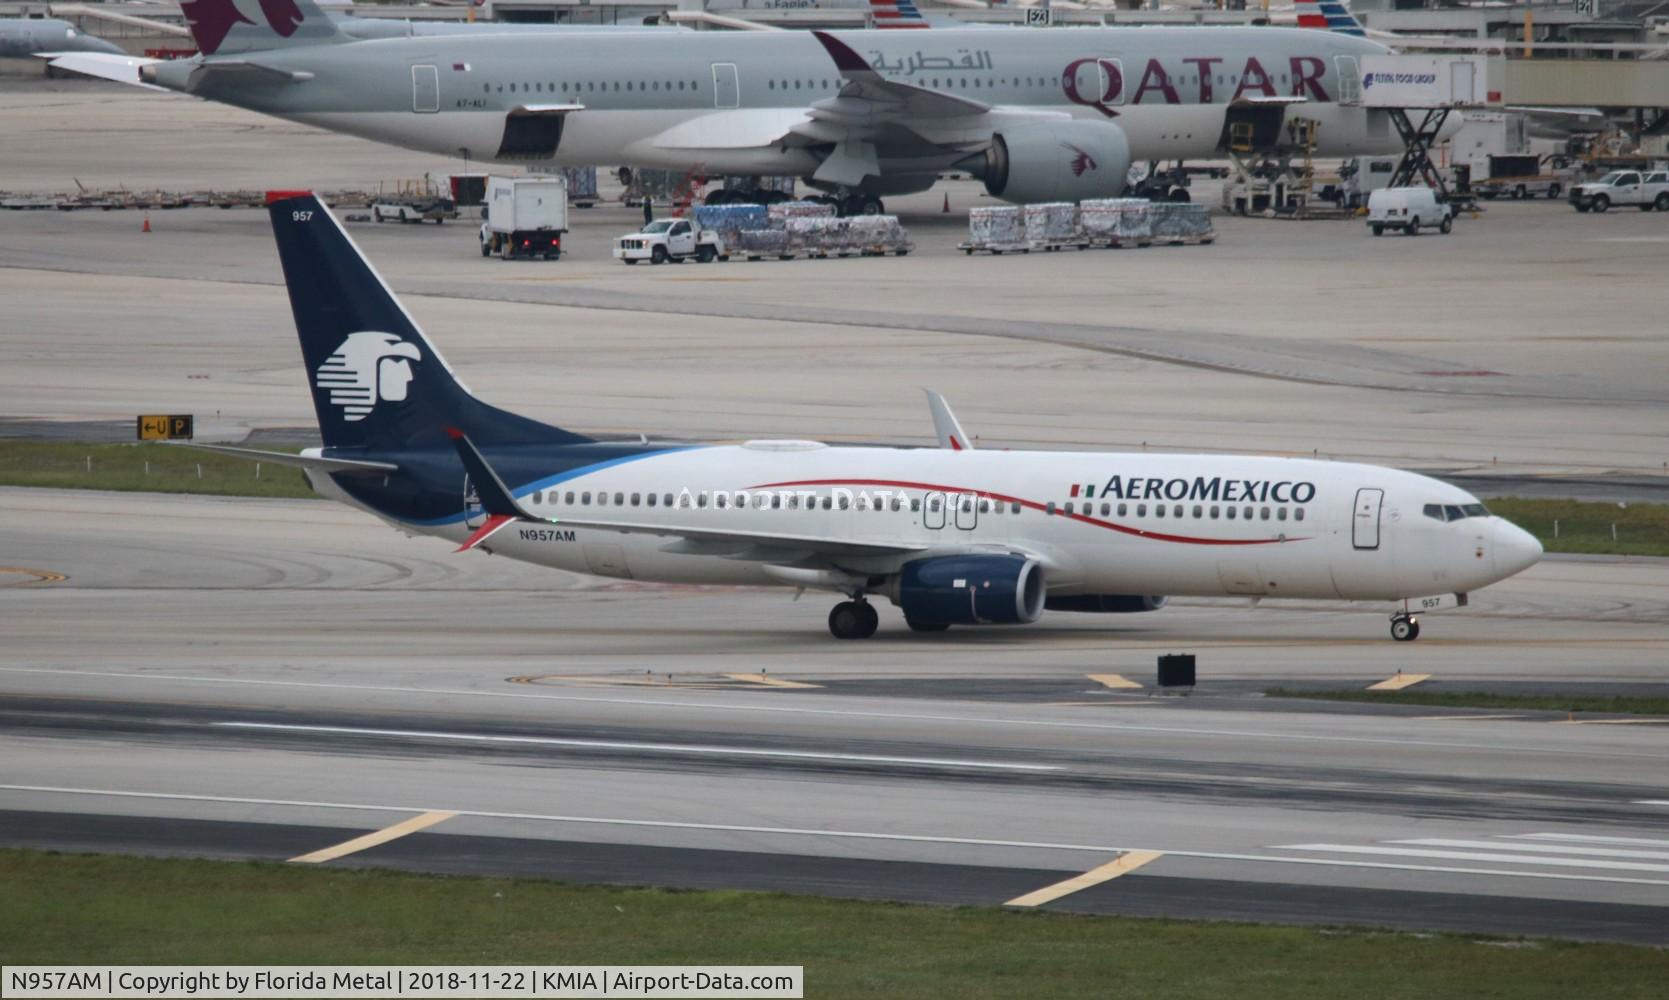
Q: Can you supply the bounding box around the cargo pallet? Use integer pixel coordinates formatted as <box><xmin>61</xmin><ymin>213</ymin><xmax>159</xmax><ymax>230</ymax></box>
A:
<box><xmin>1083</xmin><ymin>237</ymin><xmax>1153</xmax><ymax>249</ymax></box>
<box><xmin>1028</xmin><ymin>240</ymin><xmax>1092</xmax><ymax>252</ymax></box>
<box><xmin>1149</xmin><ymin>233</ymin><xmax>1217</xmax><ymax>246</ymax></box>
<box><xmin>957</xmin><ymin>242</ymin><xmax>1032</xmax><ymax>255</ymax></box>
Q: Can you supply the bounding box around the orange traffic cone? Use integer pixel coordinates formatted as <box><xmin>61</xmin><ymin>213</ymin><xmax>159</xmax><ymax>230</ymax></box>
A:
<box><xmin>942</xmin><ymin>192</ymin><xmax>950</xmax><ymax>213</ymax></box>
<box><xmin>141</xmin><ymin>217</ymin><xmax>151</xmax><ymax>233</ymax></box>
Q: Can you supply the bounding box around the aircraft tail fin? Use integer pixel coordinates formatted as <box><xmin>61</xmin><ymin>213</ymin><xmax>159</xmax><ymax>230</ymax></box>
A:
<box><xmin>869</xmin><ymin>0</ymin><xmax>933</xmax><ymax>29</ymax></box>
<box><xmin>181</xmin><ymin>0</ymin><xmax>348</xmax><ymax>57</ymax></box>
<box><xmin>1295</xmin><ymin>0</ymin><xmax>1366</xmax><ymax>36</ymax></box>
<box><xmin>264</xmin><ymin>191</ymin><xmax>589</xmax><ymax>453</ymax></box>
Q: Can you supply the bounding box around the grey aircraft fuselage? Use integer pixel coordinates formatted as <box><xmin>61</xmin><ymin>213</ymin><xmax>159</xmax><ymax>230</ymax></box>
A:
<box><xmin>147</xmin><ymin>27</ymin><xmax>1396</xmax><ymax>185</ymax></box>
<box><xmin>0</xmin><ymin>17</ymin><xmax>124</xmax><ymax>58</ymax></box>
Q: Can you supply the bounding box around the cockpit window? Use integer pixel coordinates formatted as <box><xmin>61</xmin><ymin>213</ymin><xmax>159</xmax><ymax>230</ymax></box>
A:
<box><xmin>1426</xmin><ymin>502</ymin><xmax>1491</xmax><ymax>522</ymax></box>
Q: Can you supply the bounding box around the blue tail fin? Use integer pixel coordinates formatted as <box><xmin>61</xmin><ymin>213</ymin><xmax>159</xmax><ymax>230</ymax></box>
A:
<box><xmin>1295</xmin><ymin>0</ymin><xmax>1366</xmax><ymax>36</ymax></box>
<box><xmin>265</xmin><ymin>191</ymin><xmax>588</xmax><ymax>453</ymax></box>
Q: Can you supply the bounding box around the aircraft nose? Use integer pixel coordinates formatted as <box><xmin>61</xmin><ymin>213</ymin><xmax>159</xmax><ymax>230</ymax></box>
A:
<box><xmin>1493</xmin><ymin>519</ymin><xmax>1543</xmax><ymax>578</ymax></box>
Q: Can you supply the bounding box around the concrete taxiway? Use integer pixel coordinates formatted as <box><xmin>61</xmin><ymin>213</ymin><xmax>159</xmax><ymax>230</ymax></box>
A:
<box><xmin>2</xmin><ymin>489</ymin><xmax>1667</xmax><ymax>943</ymax></box>
<box><xmin>2</xmin><ymin>79</ymin><xmax>1667</xmax><ymax>944</ymax></box>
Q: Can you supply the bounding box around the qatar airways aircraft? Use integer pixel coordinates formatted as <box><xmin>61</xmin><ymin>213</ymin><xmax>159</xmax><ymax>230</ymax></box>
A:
<box><xmin>196</xmin><ymin>192</ymin><xmax>1542</xmax><ymax>642</ymax></box>
<box><xmin>55</xmin><ymin>0</ymin><xmax>1404</xmax><ymax>211</ymax></box>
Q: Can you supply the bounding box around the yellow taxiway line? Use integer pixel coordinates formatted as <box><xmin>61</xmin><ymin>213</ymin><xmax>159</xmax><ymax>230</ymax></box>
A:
<box><xmin>288</xmin><ymin>810</ymin><xmax>457</xmax><ymax>864</ymax></box>
<box><xmin>1086</xmin><ymin>673</ymin><xmax>1143</xmax><ymax>690</ymax></box>
<box><xmin>722</xmin><ymin>673</ymin><xmax>824</xmax><ymax>689</ymax></box>
<box><xmin>1005</xmin><ymin>850</ymin><xmax>1164</xmax><ymax>908</ymax></box>
<box><xmin>1368</xmin><ymin>672</ymin><xmax>1432</xmax><ymax>691</ymax></box>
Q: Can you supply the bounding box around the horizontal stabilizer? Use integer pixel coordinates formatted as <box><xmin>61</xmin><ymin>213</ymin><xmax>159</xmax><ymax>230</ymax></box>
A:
<box><xmin>42</xmin><ymin>52</ymin><xmax>164</xmax><ymax>90</ymax></box>
<box><xmin>175</xmin><ymin>443</ymin><xmax>397</xmax><ymax>474</ymax></box>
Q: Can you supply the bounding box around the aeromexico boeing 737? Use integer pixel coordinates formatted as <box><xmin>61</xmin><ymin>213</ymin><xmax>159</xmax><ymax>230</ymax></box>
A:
<box><xmin>57</xmin><ymin>0</ymin><xmax>1405</xmax><ymax>210</ymax></box>
<box><xmin>201</xmin><ymin>192</ymin><xmax>1543</xmax><ymax>641</ymax></box>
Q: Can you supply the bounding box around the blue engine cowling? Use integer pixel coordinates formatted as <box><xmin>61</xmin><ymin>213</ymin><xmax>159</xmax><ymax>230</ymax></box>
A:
<box><xmin>1044</xmin><ymin>595</ymin><xmax>1168</xmax><ymax>613</ymax></box>
<box><xmin>891</xmin><ymin>554</ymin><xmax>1045</xmax><ymax>626</ymax></box>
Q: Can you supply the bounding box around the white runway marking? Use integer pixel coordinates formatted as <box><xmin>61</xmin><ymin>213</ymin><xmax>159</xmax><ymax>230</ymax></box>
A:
<box><xmin>5</xmin><ymin>666</ymin><xmax>1664</xmax><ymax>760</ymax></box>
<box><xmin>1390</xmin><ymin>838</ymin><xmax>1669</xmax><ymax>862</ymax></box>
<box><xmin>1634</xmin><ymin>800</ymin><xmax>1669</xmax><ymax>807</ymax></box>
<box><xmin>213</xmin><ymin>721</ymin><xmax>1063</xmax><ymax>772</ymax></box>
<box><xmin>1276</xmin><ymin>843</ymin><xmax>1669</xmax><ymax>874</ymax></box>
<box><xmin>1508</xmin><ymin>832</ymin><xmax>1669</xmax><ymax>847</ymax></box>
<box><xmin>5</xmin><ymin>784</ymin><xmax>1669</xmax><ymax>888</ymax></box>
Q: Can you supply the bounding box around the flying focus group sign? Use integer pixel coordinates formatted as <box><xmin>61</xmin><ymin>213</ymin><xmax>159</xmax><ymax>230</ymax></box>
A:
<box><xmin>1359</xmin><ymin>54</ymin><xmax>1489</xmax><ymax>108</ymax></box>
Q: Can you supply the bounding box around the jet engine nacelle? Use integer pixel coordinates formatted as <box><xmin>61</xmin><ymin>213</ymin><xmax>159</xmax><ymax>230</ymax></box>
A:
<box><xmin>890</xmin><ymin>554</ymin><xmax>1045</xmax><ymax>626</ymax></box>
<box><xmin>981</xmin><ymin>121</ymin><xmax>1132</xmax><ymax>205</ymax></box>
<box><xmin>1044</xmin><ymin>594</ymin><xmax>1168</xmax><ymax>613</ymax></box>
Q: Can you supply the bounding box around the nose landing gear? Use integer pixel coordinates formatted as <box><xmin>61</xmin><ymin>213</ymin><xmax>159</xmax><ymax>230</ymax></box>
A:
<box><xmin>1390</xmin><ymin>613</ymin><xmax>1421</xmax><ymax>642</ymax></box>
<box><xmin>829</xmin><ymin>599</ymin><xmax>879</xmax><ymax>640</ymax></box>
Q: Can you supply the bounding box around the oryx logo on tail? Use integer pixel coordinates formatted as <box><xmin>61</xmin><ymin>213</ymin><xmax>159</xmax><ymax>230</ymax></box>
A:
<box><xmin>180</xmin><ymin>0</ymin><xmax>310</xmax><ymax>55</ymax></box>
<box><xmin>315</xmin><ymin>332</ymin><xmax>421</xmax><ymax>422</ymax></box>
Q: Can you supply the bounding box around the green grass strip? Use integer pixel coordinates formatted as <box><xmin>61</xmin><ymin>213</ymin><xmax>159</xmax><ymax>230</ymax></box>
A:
<box><xmin>0</xmin><ymin>440</ymin><xmax>316</xmax><ymax>500</ymax></box>
<box><xmin>1</xmin><ymin>851</ymin><xmax>1665</xmax><ymax>998</ymax></box>
<box><xmin>1266</xmin><ymin>688</ymin><xmax>1669</xmax><ymax>716</ymax></box>
<box><xmin>1487</xmin><ymin>497</ymin><xmax>1669</xmax><ymax>558</ymax></box>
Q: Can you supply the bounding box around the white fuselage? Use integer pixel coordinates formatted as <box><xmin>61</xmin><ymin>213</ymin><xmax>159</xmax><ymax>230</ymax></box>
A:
<box><xmin>314</xmin><ymin>443</ymin><xmax>1540</xmax><ymax>604</ymax></box>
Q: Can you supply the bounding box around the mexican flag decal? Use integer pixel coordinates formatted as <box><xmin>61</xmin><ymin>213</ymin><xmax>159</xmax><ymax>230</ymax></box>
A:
<box><xmin>1069</xmin><ymin>483</ymin><xmax>1096</xmax><ymax>498</ymax></box>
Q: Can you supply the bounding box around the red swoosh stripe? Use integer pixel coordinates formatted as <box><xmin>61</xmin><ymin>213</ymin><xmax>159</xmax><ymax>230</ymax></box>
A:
<box><xmin>455</xmin><ymin>514</ymin><xmax>515</xmax><ymax>552</ymax></box>
<box><xmin>746</xmin><ymin>478</ymin><xmax>1308</xmax><ymax>547</ymax></box>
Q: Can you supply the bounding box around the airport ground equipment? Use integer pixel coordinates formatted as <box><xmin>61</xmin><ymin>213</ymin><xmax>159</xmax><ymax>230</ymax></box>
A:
<box><xmin>614</xmin><ymin>218</ymin><xmax>725</xmax><ymax>264</ymax></box>
<box><xmin>479</xmin><ymin>176</ymin><xmax>569</xmax><ymax>260</ymax></box>
<box><xmin>1367</xmin><ymin>187</ymin><xmax>1453</xmax><ymax>236</ymax></box>
<box><xmin>1568</xmin><ymin>168</ymin><xmax>1669</xmax><ymax>212</ymax></box>
<box><xmin>1472</xmin><ymin>154</ymin><xmax>1574</xmax><ymax>201</ymax></box>
<box><xmin>962</xmin><ymin>201</ymin><xmax>1210</xmax><ymax>253</ymax></box>
<box><xmin>1157</xmin><ymin>653</ymin><xmax>1196</xmax><ymax>689</ymax></box>
<box><xmin>371</xmin><ymin>179</ymin><xmax>457</xmax><ymax>224</ymax></box>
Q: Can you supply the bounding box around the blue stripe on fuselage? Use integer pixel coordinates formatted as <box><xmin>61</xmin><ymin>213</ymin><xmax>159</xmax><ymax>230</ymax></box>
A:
<box><xmin>407</xmin><ymin>445</ymin><xmax>704</xmax><ymax>527</ymax></box>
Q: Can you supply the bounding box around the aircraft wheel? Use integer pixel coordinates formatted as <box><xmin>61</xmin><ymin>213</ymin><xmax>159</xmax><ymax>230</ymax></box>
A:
<box><xmin>1390</xmin><ymin>616</ymin><xmax>1420</xmax><ymax>642</ymax></box>
<box><xmin>906</xmin><ymin>618</ymin><xmax>950</xmax><ymax>633</ymax></box>
<box><xmin>829</xmin><ymin>601</ymin><xmax>878</xmax><ymax>640</ymax></box>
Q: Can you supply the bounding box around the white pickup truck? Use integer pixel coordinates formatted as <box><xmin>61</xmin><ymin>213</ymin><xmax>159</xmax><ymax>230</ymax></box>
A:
<box><xmin>1568</xmin><ymin>170</ymin><xmax>1669</xmax><ymax>213</ymax></box>
<box><xmin>613</xmin><ymin>219</ymin><xmax>725</xmax><ymax>264</ymax></box>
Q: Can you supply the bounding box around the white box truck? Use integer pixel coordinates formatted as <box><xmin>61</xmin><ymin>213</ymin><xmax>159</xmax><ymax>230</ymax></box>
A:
<box><xmin>480</xmin><ymin>176</ymin><xmax>568</xmax><ymax>260</ymax></box>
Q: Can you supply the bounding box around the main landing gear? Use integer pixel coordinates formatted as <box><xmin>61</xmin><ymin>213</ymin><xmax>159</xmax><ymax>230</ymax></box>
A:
<box><xmin>828</xmin><ymin>599</ymin><xmax>879</xmax><ymax>640</ymax></box>
<box><xmin>1390</xmin><ymin>612</ymin><xmax>1421</xmax><ymax>642</ymax></box>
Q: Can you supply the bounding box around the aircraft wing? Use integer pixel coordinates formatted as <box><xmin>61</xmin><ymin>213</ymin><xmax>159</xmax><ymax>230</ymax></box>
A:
<box><xmin>446</xmin><ymin>429</ymin><xmax>931</xmax><ymax>560</ymax></box>
<box><xmin>42</xmin><ymin>52</ymin><xmax>165</xmax><ymax>90</ymax></box>
<box><xmin>792</xmin><ymin>31</ymin><xmax>1066</xmax><ymax>186</ymax></box>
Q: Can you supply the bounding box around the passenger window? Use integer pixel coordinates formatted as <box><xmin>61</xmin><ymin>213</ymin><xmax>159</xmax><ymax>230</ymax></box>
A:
<box><xmin>715</xmin><ymin>494</ymin><xmax>726</xmax><ymax>509</ymax></box>
<box><xmin>581</xmin><ymin>492</ymin><xmax>591</xmax><ymax>504</ymax></box>
<box><xmin>1244</xmin><ymin>507</ymin><xmax>1254</xmax><ymax>520</ymax></box>
<box><xmin>1045</xmin><ymin>502</ymin><xmax>1056</xmax><ymax>515</ymax></box>
<box><xmin>838</xmin><ymin>497</ymin><xmax>849</xmax><ymax>510</ymax></box>
<box><xmin>697</xmin><ymin>493</ymin><xmax>708</xmax><ymax>509</ymax></box>
<box><xmin>1295</xmin><ymin>508</ymin><xmax>1304</xmax><ymax>521</ymax></box>
<box><xmin>1193</xmin><ymin>505</ymin><xmax>1203</xmax><ymax>518</ymax></box>
<box><xmin>1226</xmin><ymin>507</ymin><xmax>1236</xmax><ymax>520</ymax></box>
<box><xmin>564</xmin><ymin>491</ymin><xmax>575</xmax><ymax>504</ymax></box>
<box><xmin>663</xmin><ymin>493</ymin><xmax>674</xmax><ymax>507</ymax></box>
<box><xmin>1137</xmin><ymin>504</ymin><xmax>1147</xmax><ymax>516</ymax></box>
<box><xmin>979</xmin><ymin>499</ymin><xmax>991</xmax><ymax>513</ymax></box>
<box><xmin>931</xmin><ymin>498</ymin><xmax>943</xmax><ymax>512</ymax></box>
<box><xmin>614</xmin><ymin>492</ymin><xmax>624</xmax><ymax>506</ymax></box>
<box><xmin>1260</xmin><ymin>507</ymin><xmax>1270</xmax><ymax>520</ymax></box>
<box><xmin>912</xmin><ymin>499</ymin><xmax>922</xmax><ymax>512</ymax></box>
<box><xmin>1174</xmin><ymin>505</ymin><xmax>1183</xmax><ymax>518</ymax></box>
<box><xmin>646</xmin><ymin>493</ymin><xmax>656</xmax><ymax>507</ymax></box>
<box><xmin>1064</xmin><ymin>502</ymin><xmax>1074</xmax><ymax>514</ymax></box>
<box><xmin>822</xmin><ymin>497</ymin><xmax>832</xmax><ymax>510</ymax></box>
<box><xmin>1155</xmin><ymin>505</ymin><xmax>1166</xmax><ymax>518</ymax></box>
<box><xmin>1210</xmin><ymin>506</ymin><xmax>1219</xmax><ymax>519</ymax></box>
<box><xmin>1117</xmin><ymin>503</ymin><xmax>1128</xmax><ymax>516</ymax></box>
<box><xmin>1277</xmin><ymin>508</ymin><xmax>1287</xmax><ymax>521</ymax></box>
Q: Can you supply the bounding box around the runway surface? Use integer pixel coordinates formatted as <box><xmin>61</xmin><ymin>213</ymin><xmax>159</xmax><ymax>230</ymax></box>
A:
<box><xmin>2</xmin><ymin>489</ymin><xmax>1666</xmax><ymax>944</ymax></box>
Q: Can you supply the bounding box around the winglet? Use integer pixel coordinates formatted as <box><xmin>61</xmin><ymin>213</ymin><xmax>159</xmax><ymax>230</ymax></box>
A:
<box><xmin>446</xmin><ymin>428</ymin><xmax>537</xmax><ymax>521</ymax></box>
<box><xmin>811</xmin><ymin>30</ymin><xmax>874</xmax><ymax>74</ymax></box>
<box><xmin>924</xmin><ymin>389</ymin><xmax>974</xmax><ymax>451</ymax></box>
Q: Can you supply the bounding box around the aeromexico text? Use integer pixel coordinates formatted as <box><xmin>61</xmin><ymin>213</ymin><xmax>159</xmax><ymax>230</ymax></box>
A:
<box><xmin>1074</xmin><ymin>476</ymin><xmax>1318</xmax><ymax>504</ymax></box>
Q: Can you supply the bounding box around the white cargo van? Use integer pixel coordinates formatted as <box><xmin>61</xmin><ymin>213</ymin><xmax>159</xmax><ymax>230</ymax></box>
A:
<box><xmin>1367</xmin><ymin>187</ymin><xmax>1453</xmax><ymax>236</ymax></box>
